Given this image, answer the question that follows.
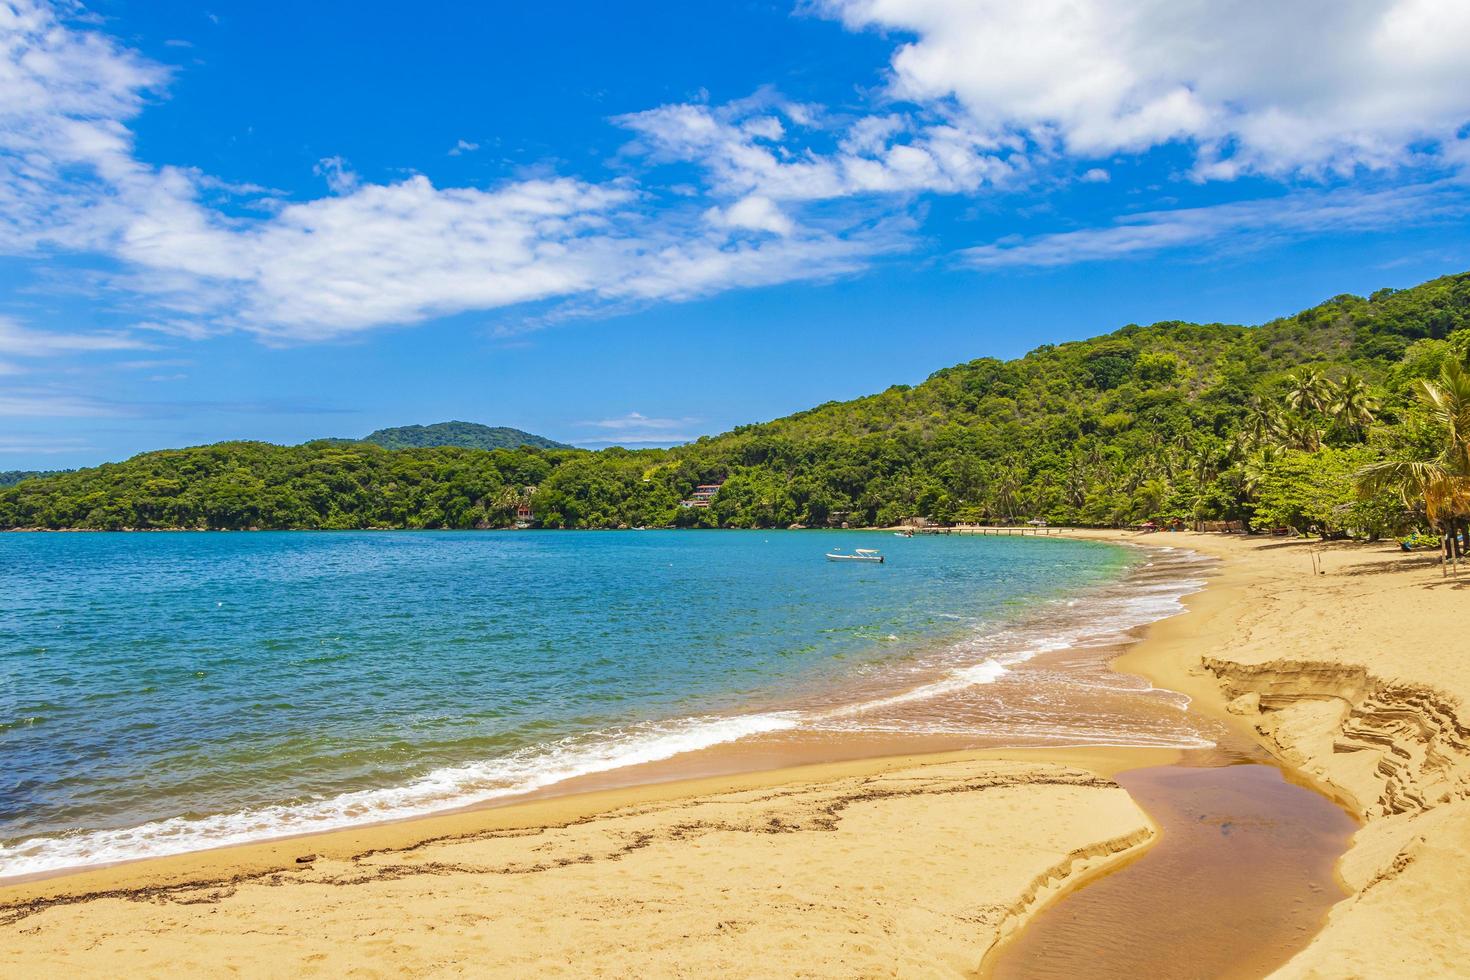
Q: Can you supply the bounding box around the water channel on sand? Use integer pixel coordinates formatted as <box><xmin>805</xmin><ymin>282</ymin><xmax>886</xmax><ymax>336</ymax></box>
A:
<box><xmin>985</xmin><ymin>745</ymin><xmax>1358</xmax><ymax>979</ymax></box>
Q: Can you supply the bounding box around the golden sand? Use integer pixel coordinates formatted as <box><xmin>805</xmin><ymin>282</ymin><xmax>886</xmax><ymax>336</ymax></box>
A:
<box><xmin>3</xmin><ymin>531</ymin><xmax>1467</xmax><ymax>976</ymax></box>
<box><xmin>1</xmin><ymin>751</ymin><xmax>1160</xmax><ymax>976</ymax></box>
<box><xmin>1096</xmin><ymin>531</ymin><xmax>1470</xmax><ymax>979</ymax></box>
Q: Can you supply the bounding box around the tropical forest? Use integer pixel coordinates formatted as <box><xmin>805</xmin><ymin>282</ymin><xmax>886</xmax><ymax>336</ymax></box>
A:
<box><xmin>3</xmin><ymin>271</ymin><xmax>1469</xmax><ymax>552</ymax></box>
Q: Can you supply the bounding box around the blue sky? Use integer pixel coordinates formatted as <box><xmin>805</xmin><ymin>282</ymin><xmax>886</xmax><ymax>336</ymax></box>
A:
<box><xmin>2</xmin><ymin>0</ymin><xmax>1469</xmax><ymax>467</ymax></box>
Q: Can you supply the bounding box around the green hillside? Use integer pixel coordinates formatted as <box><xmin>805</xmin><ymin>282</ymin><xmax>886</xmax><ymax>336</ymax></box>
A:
<box><xmin>0</xmin><ymin>469</ymin><xmax>68</xmax><ymax>488</ymax></box>
<box><xmin>3</xmin><ymin>271</ymin><xmax>1468</xmax><ymax>534</ymax></box>
<box><xmin>359</xmin><ymin>421</ymin><xmax>572</xmax><ymax>451</ymax></box>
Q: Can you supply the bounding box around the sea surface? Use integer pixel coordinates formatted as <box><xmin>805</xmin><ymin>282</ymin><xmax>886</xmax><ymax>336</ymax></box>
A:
<box><xmin>0</xmin><ymin>530</ymin><xmax>1210</xmax><ymax>878</ymax></box>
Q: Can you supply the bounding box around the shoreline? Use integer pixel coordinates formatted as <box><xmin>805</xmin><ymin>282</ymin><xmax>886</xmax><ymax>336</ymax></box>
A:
<box><xmin>0</xmin><ymin>742</ymin><xmax>1174</xmax><ymax>904</ymax></box>
<box><xmin>4</xmin><ymin>531</ymin><xmax>1465</xmax><ymax>974</ymax></box>
<box><xmin>1057</xmin><ymin>529</ymin><xmax>1470</xmax><ymax>977</ymax></box>
<box><xmin>0</xmin><ymin>533</ymin><xmax>1195</xmax><ymax>884</ymax></box>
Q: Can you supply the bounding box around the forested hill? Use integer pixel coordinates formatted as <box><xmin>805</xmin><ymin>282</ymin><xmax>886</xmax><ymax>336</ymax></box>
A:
<box><xmin>3</xmin><ymin>270</ymin><xmax>1468</xmax><ymax>532</ymax></box>
<box><xmin>359</xmin><ymin>421</ymin><xmax>571</xmax><ymax>451</ymax></box>
<box><xmin>0</xmin><ymin>470</ymin><xmax>69</xmax><ymax>488</ymax></box>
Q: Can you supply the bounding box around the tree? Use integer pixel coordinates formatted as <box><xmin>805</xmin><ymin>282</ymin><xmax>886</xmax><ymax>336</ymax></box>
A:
<box><xmin>1284</xmin><ymin>368</ymin><xmax>1331</xmax><ymax>416</ymax></box>
<box><xmin>1358</xmin><ymin>360</ymin><xmax>1470</xmax><ymax>559</ymax></box>
<box><xmin>1329</xmin><ymin>373</ymin><xmax>1378</xmax><ymax>443</ymax></box>
<box><xmin>1256</xmin><ymin>447</ymin><xmax>1394</xmax><ymax>538</ymax></box>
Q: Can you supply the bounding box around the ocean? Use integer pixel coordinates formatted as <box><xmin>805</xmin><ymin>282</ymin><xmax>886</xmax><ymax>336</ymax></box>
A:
<box><xmin>0</xmin><ymin>530</ymin><xmax>1210</xmax><ymax>878</ymax></box>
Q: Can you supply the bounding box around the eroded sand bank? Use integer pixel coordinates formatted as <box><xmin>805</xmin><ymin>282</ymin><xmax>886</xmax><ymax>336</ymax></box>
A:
<box><xmin>4</xmin><ymin>531</ymin><xmax>1466</xmax><ymax>977</ymax></box>
<box><xmin>0</xmin><ymin>753</ymin><xmax>1155</xmax><ymax>976</ymax></box>
<box><xmin>1071</xmin><ymin>530</ymin><xmax>1470</xmax><ymax>978</ymax></box>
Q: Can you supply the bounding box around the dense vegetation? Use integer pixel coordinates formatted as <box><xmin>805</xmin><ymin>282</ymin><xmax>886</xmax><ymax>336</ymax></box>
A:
<box><xmin>0</xmin><ymin>470</ymin><xmax>68</xmax><ymax>488</ymax></box>
<box><xmin>4</xmin><ymin>271</ymin><xmax>1469</xmax><ymax>541</ymax></box>
<box><xmin>357</xmin><ymin>421</ymin><xmax>571</xmax><ymax>451</ymax></box>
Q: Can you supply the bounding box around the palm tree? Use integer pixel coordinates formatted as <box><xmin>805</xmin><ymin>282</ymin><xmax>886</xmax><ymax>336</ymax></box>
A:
<box><xmin>1330</xmin><ymin>373</ymin><xmax>1378</xmax><ymax>443</ymax></box>
<box><xmin>1239</xmin><ymin>397</ymin><xmax>1282</xmax><ymax>450</ymax></box>
<box><xmin>1282</xmin><ymin>412</ymin><xmax>1324</xmax><ymax>452</ymax></box>
<box><xmin>1240</xmin><ymin>444</ymin><xmax>1283</xmax><ymax>500</ymax></box>
<box><xmin>1358</xmin><ymin>360</ymin><xmax>1470</xmax><ymax>564</ymax></box>
<box><xmin>1285</xmin><ymin>368</ymin><xmax>1331</xmax><ymax>417</ymax></box>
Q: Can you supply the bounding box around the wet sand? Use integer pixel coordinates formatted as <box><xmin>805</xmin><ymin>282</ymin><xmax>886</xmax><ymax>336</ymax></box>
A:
<box><xmin>5</xmin><ymin>532</ymin><xmax>1466</xmax><ymax>975</ymax></box>
<box><xmin>986</xmin><ymin>752</ymin><xmax>1357</xmax><ymax>979</ymax></box>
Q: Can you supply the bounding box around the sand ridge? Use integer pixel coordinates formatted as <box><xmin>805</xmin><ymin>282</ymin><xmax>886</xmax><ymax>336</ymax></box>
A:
<box><xmin>1</xmin><ymin>757</ymin><xmax>1155</xmax><ymax>977</ymax></box>
<box><xmin>1065</xmin><ymin>530</ymin><xmax>1470</xmax><ymax>978</ymax></box>
<box><xmin>6</xmin><ymin>531</ymin><xmax>1467</xmax><ymax>976</ymax></box>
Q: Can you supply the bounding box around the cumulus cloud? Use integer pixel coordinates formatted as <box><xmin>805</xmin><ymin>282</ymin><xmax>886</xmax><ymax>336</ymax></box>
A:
<box><xmin>2</xmin><ymin>0</ymin><xmax>1467</xmax><ymax>363</ymax></box>
<box><xmin>0</xmin><ymin>2</ymin><xmax>912</xmax><ymax>344</ymax></box>
<box><xmin>819</xmin><ymin>0</ymin><xmax>1470</xmax><ymax>178</ymax></box>
<box><xmin>616</xmin><ymin>98</ymin><xmax>1021</xmax><ymax>201</ymax></box>
<box><xmin>704</xmin><ymin>195</ymin><xmax>794</xmax><ymax>236</ymax></box>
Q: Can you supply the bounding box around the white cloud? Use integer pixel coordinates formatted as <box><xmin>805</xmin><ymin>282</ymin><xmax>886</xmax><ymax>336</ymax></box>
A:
<box><xmin>616</xmin><ymin>99</ymin><xmax>1020</xmax><ymax>201</ymax></box>
<box><xmin>448</xmin><ymin>139</ymin><xmax>479</xmax><ymax>156</ymax></box>
<box><xmin>959</xmin><ymin>181</ymin><xmax>1470</xmax><ymax>268</ymax></box>
<box><xmin>2</xmin><ymin>0</ymin><xmax>1466</xmax><ymax>366</ymax></box>
<box><xmin>820</xmin><ymin>0</ymin><xmax>1470</xmax><ymax>178</ymax></box>
<box><xmin>574</xmin><ymin>412</ymin><xmax>702</xmax><ymax>446</ymax></box>
<box><xmin>0</xmin><ymin>316</ymin><xmax>149</xmax><ymax>356</ymax></box>
<box><xmin>313</xmin><ymin>156</ymin><xmax>359</xmax><ymax>195</ymax></box>
<box><xmin>0</xmin><ymin>3</ymin><xmax>908</xmax><ymax>345</ymax></box>
<box><xmin>704</xmin><ymin>195</ymin><xmax>794</xmax><ymax>236</ymax></box>
<box><xmin>581</xmin><ymin>411</ymin><xmax>695</xmax><ymax>432</ymax></box>
<box><xmin>0</xmin><ymin>388</ymin><xmax>118</xmax><ymax>416</ymax></box>
<box><xmin>0</xmin><ymin>435</ymin><xmax>94</xmax><ymax>453</ymax></box>
<box><xmin>0</xmin><ymin>0</ymin><xmax>172</xmax><ymax>254</ymax></box>
<box><xmin>1080</xmin><ymin>168</ymin><xmax>1110</xmax><ymax>184</ymax></box>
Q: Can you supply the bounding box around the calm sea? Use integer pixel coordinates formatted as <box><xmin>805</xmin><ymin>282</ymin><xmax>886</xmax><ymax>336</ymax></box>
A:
<box><xmin>0</xmin><ymin>530</ymin><xmax>1207</xmax><ymax>877</ymax></box>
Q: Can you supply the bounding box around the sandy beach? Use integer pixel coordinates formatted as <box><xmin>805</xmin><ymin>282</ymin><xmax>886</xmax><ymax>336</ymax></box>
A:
<box><xmin>3</xmin><ymin>531</ymin><xmax>1467</xmax><ymax>977</ymax></box>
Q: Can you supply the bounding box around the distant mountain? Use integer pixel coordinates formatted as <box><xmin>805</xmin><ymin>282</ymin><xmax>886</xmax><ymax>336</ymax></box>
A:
<box><xmin>359</xmin><ymin>421</ymin><xmax>572</xmax><ymax>451</ymax></box>
<box><xmin>0</xmin><ymin>469</ymin><xmax>69</xmax><ymax>487</ymax></box>
<box><xmin>6</xmin><ymin>271</ymin><xmax>1468</xmax><ymax>532</ymax></box>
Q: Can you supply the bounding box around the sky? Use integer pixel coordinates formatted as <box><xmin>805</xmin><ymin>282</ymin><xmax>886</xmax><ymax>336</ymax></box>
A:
<box><xmin>2</xmin><ymin>0</ymin><xmax>1469</xmax><ymax>467</ymax></box>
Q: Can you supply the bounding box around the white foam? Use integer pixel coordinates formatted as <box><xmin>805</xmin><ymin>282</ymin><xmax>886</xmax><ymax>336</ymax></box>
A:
<box><xmin>816</xmin><ymin>658</ymin><xmax>1011</xmax><ymax>720</ymax></box>
<box><xmin>0</xmin><ymin>711</ymin><xmax>798</xmax><ymax>880</ymax></box>
<box><xmin>2</xmin><ymin>545</ymin><xmax>1216</xmax><ymax>881</ymax></box>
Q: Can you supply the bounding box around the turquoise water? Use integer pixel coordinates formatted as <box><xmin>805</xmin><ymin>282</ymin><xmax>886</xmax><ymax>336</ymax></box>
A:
<box><xmin>2</xmin><ymin>530</ymin><xmax>1170</xmax><ymax>877</ymax></box>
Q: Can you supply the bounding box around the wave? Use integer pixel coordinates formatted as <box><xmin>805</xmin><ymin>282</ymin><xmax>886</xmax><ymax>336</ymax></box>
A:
<box><xmin>0</xmin><ymin>711</ymin><xmax>798</xmax><ymax>880</ymax></box>
<box><xmin>0</xmin><ymin>545</ymin><xmax>1212</xmax><ymax>880</ymax></box>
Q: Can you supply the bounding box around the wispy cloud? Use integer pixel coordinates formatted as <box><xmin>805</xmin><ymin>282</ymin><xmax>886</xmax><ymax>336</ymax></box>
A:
<box><xmin>0</xmin><ymin>0</ymin><xmax>1467</xmax><ymax>373</ymax></box>
<box><xmin>448</xmin><ymin>139</ymin><xmax>479</xmax><ymax>156</ymax></box>
<box><xmin>0</xmin><ymin>4</ymin><xmax>915</xmax><ymax>346</ymax></box>
<box><xmin>0</xmin><ymin>435</ymin><xmax>94</xmax><ymax>454</ymax></box>
<box><xmin>616</xmin><ymin>96</ymin><xmax>1023</xmax><ymax>203</ymax></box>
<box><xmin>312</xmin><ymin>156</ymin><xmax>359</xmax><ymax>195</ymax></box>
<box><xmin>573</xmin><ymin>411</ymin><xmax>703</xmax><ymax>446</ymax></box>
<box><xmin>0</xmin><ymin>317</ymin><xmax>150</xmax><ymax>357</ymax></box>
<box><xmin>580</xmin><ymin>411</ymin><xmax>698</xmax><ymax>432</ymax></box>
<box><xmin>0</xmin><ymin>389</ymin><xmax>120</xmax><ymax>417</ymax></box>
<box><xmin>959</xmin><ymin>180</ymin><xmax>1470</xmax><ymax>268</ymax></box>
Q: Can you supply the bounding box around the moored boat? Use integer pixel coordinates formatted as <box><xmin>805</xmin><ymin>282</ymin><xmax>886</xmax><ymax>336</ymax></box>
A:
<box><xmin>826</xmin><ymin>548</ymin><xmax>885</xmax><ymax>563</ymax></box>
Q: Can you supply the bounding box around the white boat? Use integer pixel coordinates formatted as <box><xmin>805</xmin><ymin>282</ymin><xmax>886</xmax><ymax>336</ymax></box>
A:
<box><xmin>826</xmin><ymin>548</ymin><xmax>885</xmax><ymax>563</ymax></box>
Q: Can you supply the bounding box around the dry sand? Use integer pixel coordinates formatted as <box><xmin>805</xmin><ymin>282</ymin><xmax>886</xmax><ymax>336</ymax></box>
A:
<box><xmin>3</xmin><ymin>530</ymin><xmax>1467</xmax><ymax>977</ymax></box>
<box><xmin>0</xmin><ymin>752</ymin><xmax>1159</xmax><ymax>977</ymax></box>
<box><xmin>1075</xmin><ymin>529</ymin><xmax>1470</xmax><ymax>979</ymax></box>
